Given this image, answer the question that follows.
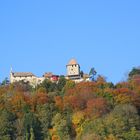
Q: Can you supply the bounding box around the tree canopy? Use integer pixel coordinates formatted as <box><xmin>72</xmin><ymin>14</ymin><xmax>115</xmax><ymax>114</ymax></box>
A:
<box><xmin>0</xmin><ymin>67</ymin><xmax>140</xmax><ymax>140</ymax></box>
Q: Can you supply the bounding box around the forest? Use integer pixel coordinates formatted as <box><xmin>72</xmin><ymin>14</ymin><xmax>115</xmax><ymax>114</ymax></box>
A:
<box><xmin>0</xmin><ymin>67</ymin><xmax>140</xmax><ymax>140</ymax></box>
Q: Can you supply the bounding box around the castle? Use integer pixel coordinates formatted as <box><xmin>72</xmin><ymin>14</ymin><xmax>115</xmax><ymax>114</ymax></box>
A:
<box><xmin>10</xmin><ymin>58</ymin><xmax>89</xmax><ymax>86</ymax></box>
<box><xmin>66</xmin><ymin>59</ymin><xmax>81</xmax><ymax>80</ymax></box>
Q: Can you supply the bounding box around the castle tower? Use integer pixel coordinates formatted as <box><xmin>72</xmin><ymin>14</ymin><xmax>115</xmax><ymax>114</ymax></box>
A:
<box><xmin>66</xmin><ymin>59</ymin><xmax>81</xmax><ymax>80</ymax></box>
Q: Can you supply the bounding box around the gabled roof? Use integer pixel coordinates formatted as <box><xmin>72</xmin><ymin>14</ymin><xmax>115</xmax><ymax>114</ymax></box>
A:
<box><xmin>12</xmin><ymin>72</ymin><xmax>35</xmax><ymax>77</ymax></box>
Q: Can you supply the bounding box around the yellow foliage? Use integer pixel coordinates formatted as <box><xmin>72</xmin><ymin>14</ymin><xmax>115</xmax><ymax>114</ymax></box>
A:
<box><xmin>72</xmin><ymin>111</ymin><xmax>84</xmax><ymax>126</ymax></box>
<box><xmin>72</xmin><ymin>111</ymin><xmax>85</xmax><ymax>138</ymax></box>
<box><xmin>115</xmin><ymin>94</ymin><xmax>131</xmax><ymax>104</ymax></box>
<box><xmin>104</xmin><ymin>134</ymin><xmax>118</xmax><ymax>140</ymax></box>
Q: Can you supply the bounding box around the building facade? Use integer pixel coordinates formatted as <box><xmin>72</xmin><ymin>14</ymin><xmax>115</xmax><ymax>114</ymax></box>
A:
<box><xmin>66</xmin><ymin>59</ymin><xmax>81</xmax><ymax>80</ymax></box>
<box><xmin>10</xmin><ymin>71</ymin><xmax>45</xmax><ymax>87</ymax></box>
<box><xmin>43</xmin><ymin>72</ymin><xmax>59</xmax><ymax>82</ymax></box>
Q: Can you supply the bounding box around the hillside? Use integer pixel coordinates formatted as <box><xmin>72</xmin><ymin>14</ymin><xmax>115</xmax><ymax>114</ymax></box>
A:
<box><xmin>0</xmin><ymin>68</ymin><xmax>140</xmax><ymax>140</ymax></box>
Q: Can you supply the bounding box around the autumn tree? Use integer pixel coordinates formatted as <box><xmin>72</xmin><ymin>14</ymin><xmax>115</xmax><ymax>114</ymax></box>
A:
<box><xmin>51</xmin><ymin>113</ymin><xmax>71</xmax><ymax>140</ymax></box>
<box><xmin>85</xmin><ymin>97</ymin><xmax>109</xmax><ymax>118</ymax></box>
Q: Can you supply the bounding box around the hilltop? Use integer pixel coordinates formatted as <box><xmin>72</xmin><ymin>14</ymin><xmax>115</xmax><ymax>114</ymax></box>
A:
<box><xmin>0</xmin><ymin>67</ymin><xmax>140</xmax><ymax>140</ymax></box>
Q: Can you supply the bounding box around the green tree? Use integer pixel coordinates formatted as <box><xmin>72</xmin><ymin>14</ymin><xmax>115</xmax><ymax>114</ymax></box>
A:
<box><xmin>52</xmin><ymin>113</ymin><xmax>71</xmax><ymax>140</ymax></box>
<box><xmin>122</xmin><ymin>127</ymin><xmax>140</xmax><ymax>140</ymax></box>
<box><xmin>39</xmin><ymin>79</ymin><xmax>57</xmax><ymax>92</ymax></box>
<box><xmin>64</xmin><ymin>80</ymin><xmax>75</xmax><ymax>91</ymax></box>
<box><xmin>57</xmin><ymin>76</ymin><xmax>66</xmax><ymax>91</ymax></box>
<box><xmin>1</xmin><ymin>77</ymin><xmax>9</xmax><ymax>86</ymax></box>
<box><xmin>0</xmin><ymin>109</ymin><xmax>16</xmax><ymax>140</ymax></box>
<box><xmin>14</xmin><ymin>118</ymin><xmax>24</xmax><ymax>140</ymax></box>
<box><xmin>23</xmin><ymin>112</ymin><xmax>42</xmax><ymax>140</ymax></box>
<box><xmin>89</xmin><ymin>67</ymin><xmax>97</xmax><ymax>81</ymax></box>
<box><xmin>30</xmin><ymin>127</ymin><xmax>35</xmax><ymax>140</ymax></box>
<box><xmin>25</xmin><ymin>131</ymin><xmax>29</xmax><ymax>140</ymax></box>
<box><xmin>129</xmin><ymin>67</ymin><xmax>140</xmax><ymax>79</ymax></box>
<box><xmin>101</xmin><ymin>104</ymin><xmax>140</xmax><ymax>139</ymax></box>
<box><xmin>81</xmin><ymin>104</ymin><xmax>140</xmax><ymax>139</ymax></box>
<box><xmin>37</xmin><ymin>104</ymin><xmax>53</xmax><ymax>140</ymax></box>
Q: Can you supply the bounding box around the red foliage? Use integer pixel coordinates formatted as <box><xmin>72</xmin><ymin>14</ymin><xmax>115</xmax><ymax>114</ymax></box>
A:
<box><xmin>113</xmin><ymin>88</ymin><xmax>131</xmax><ymax>95</ymax></box>
<box><xmin>64</xmin><ymin>92</ymin><xmax>96</xmax><ymax>111</ymax></box>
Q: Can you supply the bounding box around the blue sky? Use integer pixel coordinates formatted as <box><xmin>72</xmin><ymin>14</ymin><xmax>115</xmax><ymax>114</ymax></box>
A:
<box><xmin>0</xmin><ymin>0</ymin><xmax>140</xmax><ymax>83</ymax></box>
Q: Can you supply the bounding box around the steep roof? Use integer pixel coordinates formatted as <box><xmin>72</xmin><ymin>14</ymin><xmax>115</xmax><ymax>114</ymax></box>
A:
<box><xmin>12</xmin><ymin>72</ymin><xmax>35</xmax><ymax>77</ymax></box>
<box><xmin>68</xmin><ymin>59</ymin><xmax>78</xmax><ymax>65</ymax></box>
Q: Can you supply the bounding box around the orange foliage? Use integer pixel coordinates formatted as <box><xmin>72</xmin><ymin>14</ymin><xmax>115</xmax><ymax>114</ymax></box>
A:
<box><xmin>36</xmin><ymin>92</ymin><xmax>48</xmax><ymax>104</ymax></box>
<box><xmin>113</xmin><ymin>88</ymin><xmax>131</xmax><ymax>95</ymax></box>
<box><xmin>63</xmin><ymin>82</ymin><xmax>100</xmax><ymax>111</ymax></box>
<box><xmin>113</xmin><ymin>87</ymin><xmax>137</xmax><ymax>105</ymax></box>
<box><xmin>66</xmin><ymin>82</ymin><xmax>98</xmax><ymax>95</ymax></box>
<box><xmin>9</xmin><ymin>92</ymin><xmax>27</xmax><ymax>117</ymax></box>
<box><xmin>52</xmin><ymin>135</ymin><xmax>60</xmax><ymax>140</ymax></box>
<box><xmin>54</xmin><ymin>96</ymin><xmax>63</xmax><ymax>110</ymax></box>
<box><xmin>30</xmin><ymin>92</ymin><xmax>48</xmax><ymax>112</ymax></box>
<box><xmin>64</xmin><ymin>92</ymin><xmax>95</xmax><ymax>111</ymax></box>
<box><xmin>85</xmin><ymin>98</ymin><xmax>108</xmax><ymax>118</ymax></box>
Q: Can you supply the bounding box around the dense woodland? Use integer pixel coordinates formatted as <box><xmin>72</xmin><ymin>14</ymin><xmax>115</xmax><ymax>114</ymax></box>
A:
<box><xmin>0</xmin><ymin>68</ymin><xmax>140</xmax><ymax>140</ymax></box>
